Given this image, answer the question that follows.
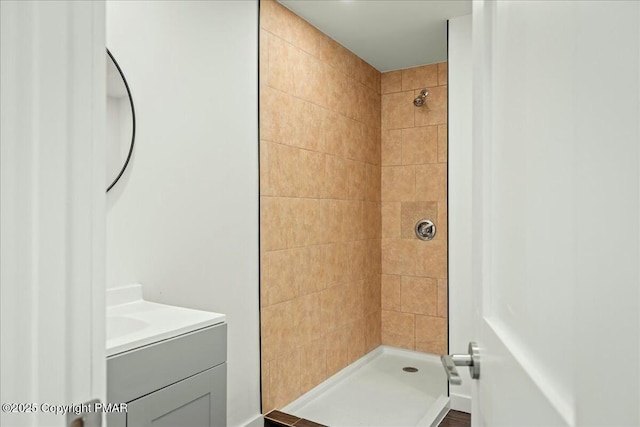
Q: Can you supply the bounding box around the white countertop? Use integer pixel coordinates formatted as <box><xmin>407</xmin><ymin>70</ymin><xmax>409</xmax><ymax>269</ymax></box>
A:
<box><xmin>106</xmin><ymin>284</ymin><xmax>226</xmax><ymax>357</ymax></box>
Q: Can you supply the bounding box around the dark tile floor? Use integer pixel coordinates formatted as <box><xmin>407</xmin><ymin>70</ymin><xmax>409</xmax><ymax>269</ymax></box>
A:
<box><xmin>263</xmin><ymin>409</ymin><xmax>471</xmax><ymax>427</ymax></box>
<box><xmin>439</xmin><ymin>410</ymin><xmax>471</xmax><ymax>427</ymax></box>
<box><xmin>264</xmin><ymin>410</ymin><xmax>328</xmax><ymax>427</ymax></box>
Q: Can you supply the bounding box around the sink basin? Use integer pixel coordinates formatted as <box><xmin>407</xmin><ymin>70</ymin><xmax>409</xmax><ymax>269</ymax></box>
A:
<box><xmin>106</xmin><ymin>316</ymin><xmax>148</xmax><ymax>341</ymax></box>
<box><xmin>106</xmin><ymin>284</ymin><xmax>226</xmax><ymax>356</ymax></box>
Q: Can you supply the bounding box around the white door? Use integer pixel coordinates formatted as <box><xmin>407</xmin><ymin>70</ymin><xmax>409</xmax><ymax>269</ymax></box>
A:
<box><xmin>0</xmin><ymin>1</ymin><xmax>106</xmax><ymax>426</ymax></box>
<box><xmin>470</xmin><ymin>1</ymin><xmax>640</xmax><ymax>426</ymax></box>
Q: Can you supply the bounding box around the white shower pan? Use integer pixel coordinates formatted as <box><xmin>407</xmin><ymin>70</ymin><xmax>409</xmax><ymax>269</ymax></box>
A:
<box><xmin>283</xmin><ymin>346</ymin><xmax>449</xmax><ymax>427</ymax></box>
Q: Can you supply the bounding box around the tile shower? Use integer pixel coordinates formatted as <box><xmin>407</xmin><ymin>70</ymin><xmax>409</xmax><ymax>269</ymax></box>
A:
<box><xmin>260</xmin><ymin>0</ymin><xmax>448</xmax><ymax>414</ymax></box>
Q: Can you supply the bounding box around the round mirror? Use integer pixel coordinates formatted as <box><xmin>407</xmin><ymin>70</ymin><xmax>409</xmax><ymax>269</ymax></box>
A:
<box><xmin>106</xmin><ymin>49</ymin><xmax>135</xmax><ymax>192</ymax></box>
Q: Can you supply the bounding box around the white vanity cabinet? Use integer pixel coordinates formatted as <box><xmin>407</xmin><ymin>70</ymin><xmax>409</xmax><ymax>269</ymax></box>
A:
<box><xmin>107</xmin><ymin>324</ymin><xmax>227</xmax><ymax>427</ymax></box>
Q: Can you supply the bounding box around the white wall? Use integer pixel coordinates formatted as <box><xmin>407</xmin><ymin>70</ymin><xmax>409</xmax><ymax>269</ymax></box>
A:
<box><xmin>106</xmin><ymin>2</ymin><xmax>260</xmax><ymax>426</ymax></box>
<box><xmin>448</xmin><ymin>13</ymin><xmax>473</xmax><ymax>413</ymax></box>
<box><xmin>1</xmin><ymin>1</ymin><xmax>107</xmax><ymax>426</ymax></box>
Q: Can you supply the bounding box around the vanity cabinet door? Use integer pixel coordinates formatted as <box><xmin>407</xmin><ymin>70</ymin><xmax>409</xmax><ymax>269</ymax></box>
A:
<box><xmin>126</xmin><ymin>364</ymin><xmax>226</xmax><ymax>427</ymax></box>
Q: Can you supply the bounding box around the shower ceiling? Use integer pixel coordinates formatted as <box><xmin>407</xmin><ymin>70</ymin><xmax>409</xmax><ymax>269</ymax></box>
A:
<box><xmin>277</xmin><ymin>0</ymin><xmax>471</xmax><ymax>72</ymax></box>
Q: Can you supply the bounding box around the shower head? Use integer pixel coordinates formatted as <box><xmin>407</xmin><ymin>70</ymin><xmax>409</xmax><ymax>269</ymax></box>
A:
<box><xmin>413</xmin><ymin>89</ymin><xmax>429</xmax><ymax>107</ymax></box>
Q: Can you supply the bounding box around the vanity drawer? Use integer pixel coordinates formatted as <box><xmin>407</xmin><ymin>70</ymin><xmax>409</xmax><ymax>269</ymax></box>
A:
<box><xmin>107</xmin><ymin>323</ymin><xmax>226</xmax><ymax>403</ymax></box>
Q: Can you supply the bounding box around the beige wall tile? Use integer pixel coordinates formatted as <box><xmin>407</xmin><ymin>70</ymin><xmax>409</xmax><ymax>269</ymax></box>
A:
<box><xmin>260</xmin><ymin>197</ymin><xmax>294</xmax><ymax>251</ymax></box>
<box><xmin>368</xmin><ymin>239</ymin><xmax>382</xmax><ymax>275</ymax></box>
<box><xmin>401</xmin><ymin>276</ymin><xmax>437</xmax><ymax>316</ymax></box>
<box><xmin>382</xmin><ymin>129</ymin><xmax>402</xmax><ymax>166</ymax></box>
<box><xmin>324</xmin><ymin>155</ymin><xmax>349</xmax><ymax>199</ymax></box>
<box><xmin>326</xmin><ymin>327</ymin><xmax>349</xmax><ymax>376</ymax></box>
<box><xmin>269</xmin><ymin>353</ymin><xmax>301</xmax><ymax>409</ymax></box>
<box><xmin>382</xmin><ymin>332</ymin><xmax>415</xmax><ymax>350</ymax></box>
<box><xmin>260</xmin><ymin>0</ymin><xmax>385</xmax><ymax>410</ymax></box>
<box><xmin>437</xmin><ymin>201</ymin><xmax>448</xmax><ymax>242</ymax></box>
<box><xmin>363</xmin><ymin>272</ymin><xmax>381</xmax><ymax>315</ymax></box>
<box><xmin>355</xmin><ymin>59</ymin><xmax>380</xmax><ymax>93</ymax></box>
<box><xmin>295</xmin><ymin>292</ymin><xmax>323</xmax><ymax>344</ymax></box>
<box><xmin>260</xmin><ymin>86</ymin><xmax>291</xmax><ymax>144</ymax></box>
<box><xmin>366</xmin><ymin>128</ymin><xmax>382</xmax><ymax>166</ymax></box>
<box><xmin>298</xmin><ymin>245</ymin><xmax>328</xmax><ymax>296</ymax></box>
<box><xmin>365</xmin><ymin>310</ymin><xmax>382</xmax><ymax>352</ymax></box>
<box><xmin>292</xmin><ymin>198</ymin><xmax>325</xmax><ymax>247</ymax></box>
<box><xmin>437</xmin><ymin>62</ymin><xmax>448</xmax><ymax>86</ymax></box>
<box><xmin>344</xmin><ymin>279</ymin><xmax>364</xmax><ymax>324</ymax></box>
<box><xmin>343</xmin><ymin>79</ymin><xmax>370</xmax><ymax>123</ymax></box>
<box><xmin>381</xmin><ymin>201</ymin><xmax>401</xmax><ymax>239</ymax></box>
<box><xmin>346</xmin><ymin>240</ymin><xmax>368</xmax><ymax>282</ymax></box>
<box><xmin>437</xmin><ymin>124</ymin><xmax>447</xmax><ymax>163</ymax></box>
<box><xmin>415</xmin><ymin>340</ymin><xmax>447</xmax><ymax>355</ymax></box>
<box><xmin>297</xmin><ymin>149</ymin><xmax>325</xmax><ymax>198</ymax></box>
<box><xmin>402</xmin><ymin>126</ymin><xmax>438</xmax><ymax>165</ymax></box>
<box><xmin>262</xmin><ymin>248</ymin><xmax>299</xmax><ymax>307</ymax></box>
<box><xmin>381</xmin><ymin>166</ymin><xmax>415</xmax><ymax>202</ymax></box>
<box><xmin>261</xmin><ymin>299</ymin><xmax>297</xmax><ymax>362</ymax></box>
<box><xmin>346</xmin><ymin>319</ymin><xmax>366</xmax><ymax>364</ymax></box>
<box><xmin>381</xmin><ymin>70</ymin><xmax>402</xmax><ymax>94</ymax></box>
<box><xmin>261</xmin><ymin>359</ymin><xmax>273</xmax><ymax>413</ymax></box>
<box><xmin>415</xmin><ymin>106</ymin><xmax>447</xmax><ymax>127</ymax></box>
<box><xmin>300</xmin><ymin>339</ymin><xmax>327</xmax><ymax>394</ymax></box>
<box><xmin>437</xmin><ymin>279</ymin><xmax>448</xmax><ymax>318</ymax></box>
<box><xmin>295</xmin><ymin>50</ymin><xmax>330</xmax><ymax>108</ymax></box>
<box><xmin>320</xmin><ymin>201</ymin><xmax>337</xmax><ymax>244</ymax></box>
<box><xmin>325</xmin><ymin>242</ymin><xmax>349</xmax><ymax>285</ymax></box>
<box><xmin>365</xmin><ymin>164</ymin><xmax>381</xmax><ymax>201</ymax></box>
<box><xmin>415</xmin><ymin>240</ymin><xmax>448</xmax><ymax>279</ymax></box>
<box><xmin>400</xmin><ymin>201</ymin><xmax>438</xmax><ymax>239</ymax></box>
<box><xmin>260</xmin><ymin>29</ymin><xmax>269</xmax><ymax>86</ymax></box>
<box><xmin>345</xmin><ymin>201</ymin><xmax>364</xmax><ymax>242</ymax></box>
<box><xmin>344</xmin><ymin>120</ymin><xmax>365</xmax><ymax>162</ymax></box>
<box><xmin>363</xmin><ymin>87</ymin><xmax>382</xmax><ymax>127</ymax></box>
<box><xmin>401</xmin><ymin>64</ymin><xmax>438</xmax><ymax>91</ymax></box>
<box><xmin>381</xmin><ymin>91</ymin><xmax>415</xmax><ymax>130</ymax></box>
<box><xmin>347</xmin><ymin>159</ymin><xmax>367</xmax><ymax>200</ymax></box>
<box><xmin>268</xmin><ymin>35</ymin><xmax>299</xmax><ymax>94</ymax></box>
<box><xmin>260</xmin><ymin>0</ymin><xmax>304</xmax><ymax>46</ymax></box>
<box><xmin>260</xmin><ymin>253</ymin><xmax>269</xmax><ymax>308</ymax></box>
<box><xmin>291</xmin><ymin>96</ymin><xmax>326</xmax><ymax>152</ymax></box>
<box><xmin>323</xmin><ymin>111</ymin><xmax>349</xmax><ymax>158</ymax></box>
<box><xmin>415</xmin><ymin>315</ymin><xmax>447</xmax><ymax>349</ymax></box>
<box><xmin>382</xmin><ymin>310</ymin><xmax>415</xmax><ymax>337</ymax></box>
<box><xmin>275</xmin><ymin>143</ymin><xmax>301</xmax><ymax>197</ymax></box>
<box><xmin>293</xmin><ymin>19</ymin><xmax>325</xmax><ymax>59</ymax></box>
<box><xmin>321</xmin><ymin>284</ymin><xmax>348</xmax><ymax>335</ymax></box>
<box><xmin>424</xmin><ymin>85</ymin><xmax>447</xmax><ymax>110</ymax></box>
<box><xmin>381</xmin><ymin>238</ymin><xmax>416</xmax><ymax>276</ymax></box>
<box><xmin>364</xmin><ymin>201</ymin><xmax>382</xmax><ymax>240</ymax></box>
<box><xmin>415</xmin><ymin>164</ymin><xmax>447</xmax><ymax>203</ymax></box>
<box><xmin>259</xmin><ymin>141</ymin><xmax>272</xmax><ymax>196</ymax></box>
<box><xmin>325</xmin><ymin>64</ymin><xmax>349</xmax><ymax>115</ymax></box>
<box><xmin>381</xmin><ymin>274</ymin><xmax>401</xmax><ymax>311</ymax></box>
<box><xmin>318</xmin><ymin>35</ymin><xmax>354</xmax><ymax>77</ymax></box>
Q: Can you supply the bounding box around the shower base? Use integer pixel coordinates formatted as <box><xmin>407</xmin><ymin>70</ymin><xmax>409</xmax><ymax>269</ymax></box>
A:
<box><xmin>282</xmin><ymin>346</ymin><xmax>450</xmax><ymax>427</ymax></box>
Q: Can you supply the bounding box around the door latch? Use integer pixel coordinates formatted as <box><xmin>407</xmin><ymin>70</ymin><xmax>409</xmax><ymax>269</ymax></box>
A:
<box><xmin>66</xmin><ymin>399</ymin><xmax>102</xmax><ymax>427</ymax></box>
<box><xmin>441</xmin><ymin>342</ymin><xmax>480</xmax><ymax>385</ymax></box>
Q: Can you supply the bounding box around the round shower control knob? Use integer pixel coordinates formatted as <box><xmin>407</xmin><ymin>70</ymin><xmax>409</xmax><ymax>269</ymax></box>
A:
<box><xmin>415</xmin><ymin>219</ymin><xmax>436</xmax><ymax>241</ymax></box>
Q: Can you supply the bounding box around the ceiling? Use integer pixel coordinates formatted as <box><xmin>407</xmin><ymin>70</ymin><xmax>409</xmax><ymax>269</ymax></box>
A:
<box><xmin>278</xmin><ymin>0</ymin><xmax>471</xmax><ymax>72</ymax></box>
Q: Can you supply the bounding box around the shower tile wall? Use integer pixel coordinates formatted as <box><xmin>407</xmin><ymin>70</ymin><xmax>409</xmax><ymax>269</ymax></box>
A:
<box><xmin>259</xmin><ymin>0</ymin><xmax>382</xmax><ymax>412</ymax></box>
<box><xmin>380</xmin><ymin>64</ymin><xmax>448</xmax><ymax>355</ymax></box>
